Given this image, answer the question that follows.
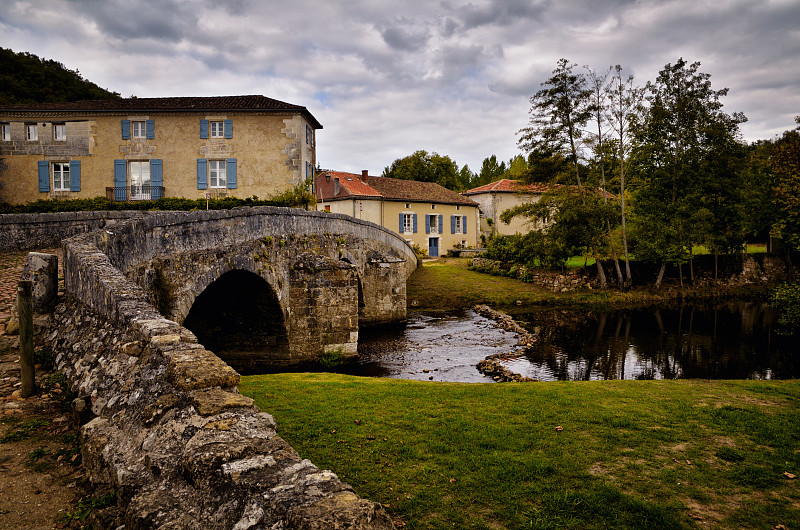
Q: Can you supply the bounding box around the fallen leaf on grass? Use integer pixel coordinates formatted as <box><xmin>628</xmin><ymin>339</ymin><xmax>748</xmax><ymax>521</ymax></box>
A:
<box><xmin>783</xmin><ymin>472</ymin><xmax>796</xmax><ymax>479</ymax></box>
<box><xmin>554</xmin><ymin>426</ymin><xmax>563</xmax><ymax>432</ymax></box>
<box><xmin>449</xmin><ymin>478</ymin><xmax>456</xmax><ymax>483</ymax></box>
<box><xmin>330</xmin><ymin>429</ymin><xmax>336</xmax><ymax>434</ymax></box>
<box><xmin>354</xmin><ymin>419</ymin><xmax>362</xmax><ymax>425</ymax></box>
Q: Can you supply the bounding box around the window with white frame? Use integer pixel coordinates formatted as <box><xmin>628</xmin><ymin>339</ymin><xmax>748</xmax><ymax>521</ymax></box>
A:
<box><xmin>403</xmin><ymin>213</ymin><xmax>414</xmax><ymax>233</ymax></box>
<box><xmin>131</xmin><ymin>121</ymin><xmax>146</xmax><ymax>139</ymax></box>
<box><xmin>52</xmin><ymin>162</ymin><xmax>70</xmax><ymax>191</ymax></box>
<box><xmin>454</xmin><ymin>215</ymin><xmax>463</xmax><ymax>234</ymax></box>
<box><xmin>53</xmin><ymin>124</ymin><xmax>66</xmax><ymax>141</ymax></box>
<box><xmin>1</xmin><ymin>124</ymin><xmax>9</xmax><ymax>141</ymax></box>
<box><xmin>26</xmin><ymin>124</ymin><xmax>38</xmax><ymax>141</ymax></box>
<box><xmin>210</xmin><ymin>121</ymin><xmax>224</xmax><ymax>138</ymax></box>
<box><xmin>209</xmin><ymin>160</ymin><xmax>227</xmax><ymax>188</ymax></box>
<box><xmin>429</xmin><ymin>214</ymin><xmax>439</xmax><ymax>234</ymax></box>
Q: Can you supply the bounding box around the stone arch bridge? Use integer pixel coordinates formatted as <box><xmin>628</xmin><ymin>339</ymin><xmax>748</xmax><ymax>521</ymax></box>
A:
<box><xmin>64</xmin><ymin>207</ymin><xmax>417</xmax><ymax>371</ymax></box>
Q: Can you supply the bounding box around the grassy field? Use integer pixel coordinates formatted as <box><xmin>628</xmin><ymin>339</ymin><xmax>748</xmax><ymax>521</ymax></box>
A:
<box><xmin>239</xmin><ymin>256</ymin><xmax>793</xmax><ymax>528</ymax></box>
<box><xmin>240</xmin><ymin>374</ymin><xmax>800</xmax><ymax>529</ymax></box>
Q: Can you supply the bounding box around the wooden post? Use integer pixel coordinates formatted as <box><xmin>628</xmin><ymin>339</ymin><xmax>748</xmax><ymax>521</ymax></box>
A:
<box><xmin>18</xmin><ymin>279</ymin><xmax>35</xmax><ymax>398</ymax></box>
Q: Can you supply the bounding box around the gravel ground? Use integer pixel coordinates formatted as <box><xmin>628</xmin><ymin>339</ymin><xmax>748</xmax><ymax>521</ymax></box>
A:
<box><xmin>0</xmin><ymin>249</ymin><xmax>92</xmax><ymax>529</ymax></box>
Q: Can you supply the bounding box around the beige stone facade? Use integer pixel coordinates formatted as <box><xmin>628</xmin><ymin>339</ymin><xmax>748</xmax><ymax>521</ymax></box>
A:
<box><xmin>316</xmin><ymin>171</ymin><xmax>479</xmax><ymax>257</ymax></box>
<box><xmin>0</xmin><ymin>96</ymin><xmax>321</xmax><ymax>204</ymax></box>
<box><xmin>463</xmin><ymin>179</ymin><xmax>553</xmax><ymax>239</ymax></box>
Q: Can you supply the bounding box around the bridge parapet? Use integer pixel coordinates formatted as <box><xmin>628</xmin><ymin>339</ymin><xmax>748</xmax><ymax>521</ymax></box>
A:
<box><xmin>53</xmin><ymin>207</ymin><xmax>406</xmax><ymax>527</ymax></box>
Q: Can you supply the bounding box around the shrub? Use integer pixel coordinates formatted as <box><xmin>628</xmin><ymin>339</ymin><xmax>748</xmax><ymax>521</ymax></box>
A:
<box><xmin>772</xmin><ymin>282</ymin><xmax>800</xmax><ymax>333</ymax></box>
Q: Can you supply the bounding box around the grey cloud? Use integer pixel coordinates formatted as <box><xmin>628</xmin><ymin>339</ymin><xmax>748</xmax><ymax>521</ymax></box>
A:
<box><xmin>379</xmin><ymin>18</ymin><xmax>431</xmax><ymax>51</ymax></box>
<box><xmin>66</xmin><ymin>0</ymin><xmax>196</xmax><ymax>42</ymax></box>
<box><xmin>447</xmin><ymin>0</ymin><xmax>549</xmax><ymax>30</ymax></box>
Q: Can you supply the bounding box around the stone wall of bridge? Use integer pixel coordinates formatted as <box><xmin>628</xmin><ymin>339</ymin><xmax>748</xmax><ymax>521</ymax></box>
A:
<box><xmin>44</xmin><ymin>206</ymin><xmax>415</xmax><ymax>528</ymax></box>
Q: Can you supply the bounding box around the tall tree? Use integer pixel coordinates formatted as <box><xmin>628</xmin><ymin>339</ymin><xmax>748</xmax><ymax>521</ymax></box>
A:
<box><xmin>630</xmin><ymin>58</ymin><xmax>744</xmax><ymax>288</ymax></box>
<box><xmin>518</xmin><ymin>59</ymin><xmax>610</xmax><ymax>286</ymax></box>
<box><xmin>586</xmin><ymin>65</ymin><xmax>623</xmax><ymax>286</ymax></box>
<box><xmin>518</xmin><ymin>58</ymin><xmax>592</xmax><ymax>189</ymax></box>
<box><xmin>605</xmin><ymin>65</ymin><xmax>644</xmax><ymax>288</ymax></box>
<box><xmin>772</xmin><ymin>117</ymin><xmax>800</xmax><ymax>252</ymax></box>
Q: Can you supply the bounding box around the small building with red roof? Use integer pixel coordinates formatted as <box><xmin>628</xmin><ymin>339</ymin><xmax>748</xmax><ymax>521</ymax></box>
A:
<box><xmin>463</xmin><ymin>179</ymin><xmax>557</xmax><ymax>237</ymax></box>
<box><xmin>316</xmin><ymin>170</ymin><xmax>479</xmax><ymax>257</ymax></box>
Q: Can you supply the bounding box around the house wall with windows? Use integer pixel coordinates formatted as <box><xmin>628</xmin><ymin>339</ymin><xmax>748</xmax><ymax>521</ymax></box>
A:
<box><xmin>316</xmin><ymin>171</ymin><xmax>479</xmax><ymax>256</ymax></box>
<box><xmin>463</xmin><ymin>179</ymin><xmax>552</xmax><ymax>239</ymax></box>
<box><xmin>0</xmin><ymin>96</ymin><xmax>321</xmax><ymax>205</ymax></box>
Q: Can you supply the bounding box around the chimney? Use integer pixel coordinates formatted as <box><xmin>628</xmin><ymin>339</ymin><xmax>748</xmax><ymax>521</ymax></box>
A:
<box><xmin>361</xmin><ymin>170</ymin><xmax>369</xmax><ymax>184</ymax></box>
<box><xmin>334</xmin><ymin>177</ymin><xmax>340</xmax><ymax>196</ymax></box>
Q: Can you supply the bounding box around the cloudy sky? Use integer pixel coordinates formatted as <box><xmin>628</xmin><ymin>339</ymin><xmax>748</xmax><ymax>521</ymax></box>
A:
<box><xmin>1</xmin><ymin>0</ymin><xmax>798</xmax><ymax>175</ymax></box>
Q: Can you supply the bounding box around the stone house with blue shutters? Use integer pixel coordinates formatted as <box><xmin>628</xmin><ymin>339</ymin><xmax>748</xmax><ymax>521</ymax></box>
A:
<box><xmin>0</xmin><ymin>96</ymin><xmax>321</xmax><ymax>205</ymax></box>
<box><xmin>315</xmin><ymin>170</ymin><xmax>479</xmax><ymax>256</ymax></box>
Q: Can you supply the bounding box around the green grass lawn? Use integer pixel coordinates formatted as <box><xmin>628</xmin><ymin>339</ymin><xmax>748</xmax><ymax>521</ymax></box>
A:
<box><xmin>240</xmin><ymin>374</ymin><xmax>800</xmax><ymax>529</ymax></box>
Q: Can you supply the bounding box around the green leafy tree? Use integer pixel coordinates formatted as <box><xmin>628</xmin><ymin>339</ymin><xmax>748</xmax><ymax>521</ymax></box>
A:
<box><xmin>630</xmin><ymin>58</ymin><xmax>745</xmax><ymax>288</ymax></box>
<box><xmin>772</xmin><ymin>118</ymin><xmax>800</xmax><ymax>251</ymax></box>
<box><xmin>605</xmin><ymin>65</ymin><xmax>644</xmax><ymax>288</ymax></box>
<box><xmin>501</xmin><ymin>187</ymin><xmax>619</xmax><ymax>270</ymax></box>
<box><xmin>382</xmin><ymin>150</ymin><xmax>462</xmax><ymax>190</ymax></box>
<box><xmin>518</xmin><ymin>58</ymin><xmax>592</xmax><ymax>189</ymax></box>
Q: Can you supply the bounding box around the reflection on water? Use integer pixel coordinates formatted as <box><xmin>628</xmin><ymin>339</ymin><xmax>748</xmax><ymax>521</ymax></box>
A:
<box><xmin>340</xmin><ymin>311</ymin><xmax>519</xmax><ymax>383</ymax></box>
<box><xmin>505</xmin><ymin>300</ymin><xmax>800</xmax><ymax>381</ymax></box>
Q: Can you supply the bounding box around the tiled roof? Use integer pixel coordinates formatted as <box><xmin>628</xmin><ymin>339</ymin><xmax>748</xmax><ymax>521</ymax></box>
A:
<box><xmin>0</xmin><ymin>95</ymin><xmax>322</xmax><ymax>128</ymax></box>
<box><xmin>316</xmin><ymin>171</ymin><xmax>477</xmax><ymax>206</ymax></box>
<box><xmin>463</xmin><ymin>179</ymin><xmax>556</xmax><ymax>195</ymax></box>
<box><xmin>464</xmin><ymin>178</ymin><xmax>616</xmax><ymax>200</ymax></box>
<box><xmin>316</xmin><ymin>171</ymin><xmax>382</xmax><ymax>200</ymax></box>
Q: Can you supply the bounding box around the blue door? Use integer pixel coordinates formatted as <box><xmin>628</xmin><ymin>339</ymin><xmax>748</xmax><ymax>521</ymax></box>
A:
<box><xmin>428</xmin><ymin>237</ymin><xmax>439</xmax><ymax>258</ymax></box>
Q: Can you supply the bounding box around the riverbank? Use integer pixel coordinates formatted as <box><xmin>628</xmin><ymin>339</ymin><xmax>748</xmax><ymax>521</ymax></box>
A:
<box><xmin>407</xmin><ymin>257</ymin><xmax>778</xmax><ymax>311</ymax></box>
<box><xmin>240</xmin><ymin>373</ymin><xmax>800</xmax><ymax>529</ymax></box>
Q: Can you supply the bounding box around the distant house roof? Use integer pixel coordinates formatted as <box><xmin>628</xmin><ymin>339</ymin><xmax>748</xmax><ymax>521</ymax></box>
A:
<box><xmin>317</xmin><ymin>171</ymin><xmax>477</xmax><ymax>206</ymax></box>
<box><xmin>0</xmin><ymin>95</ymin><xmax>322</xmax><ymax>128</ymax></box>
<box><xmin>463</xmin><ymin>179</ymin><xmax>556</xmax><ymax>195</ymax></box>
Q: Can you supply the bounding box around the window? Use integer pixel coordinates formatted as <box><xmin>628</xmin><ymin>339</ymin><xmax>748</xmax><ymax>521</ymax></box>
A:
<box><xmin>431</xmin><ymin>204</ymin><xmax>436</xmax><ymax>209</ymax></box>
<box><xmin>131</xmin><ymin>121</ymin><xmax>146</xmax><ymax>139</ymax></box>
<box><xmin>1</xmin><ymin>124</ymin><xmax>9</xmax><ymax>141</ymax></box>
<box><xmin>52</xmin><ymin>162</ymin><xmax>70</xmax><ymax>191</ymax></box>
<box><xmin>209</xmin><ymin>160</ymin><xmax>227</xmax><ymax>188</ymax></box>
<box><xmin>210</xmin><ymin>121</ymin><xmax>224</xmax><ymax>138</ymax></box>
<box><xmin>429</xmin><ymin>215</ymin><xmax>439</xmax><ymax>234</ymax></box>
<box><xmin>454</xmin><ymin>215</ymin><xmax>463</xmax><ymax>234</ymax></box>
<box><xmin>53</xmin><ymin>124</ymin><xmax>66</xmax><ymax>141</ymax></box>
<box><xmin>129</xmin><ymin>161</ymin><xmax>151</xmax><ymax>200</ymax></box>
<box><xmin>26</xmin><ymin>124</ymin><xmax>38</xmax><ymax>141</ymax></box>
<box><xmin>403</xmin><ymin>213</ymin><xmax>414</xmax><ymax>233</ymax></box>
<box><xmin>306</xmin><ymin>124</ymin><xmax>313</xmax><ymax>147</ymax></box>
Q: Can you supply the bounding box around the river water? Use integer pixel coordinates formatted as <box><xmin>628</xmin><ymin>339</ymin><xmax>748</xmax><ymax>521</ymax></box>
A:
<box><xmin>343</xmin><ymin>300</ymin><xmax>800</xmax><ymax>382</ymax></box>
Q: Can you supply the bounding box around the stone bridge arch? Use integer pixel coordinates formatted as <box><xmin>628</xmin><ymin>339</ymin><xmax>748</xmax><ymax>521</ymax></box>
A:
<box><xmin>80</xmin><ymin>207</ymin><xmax>416</xmax><ymax>368</ymax></box>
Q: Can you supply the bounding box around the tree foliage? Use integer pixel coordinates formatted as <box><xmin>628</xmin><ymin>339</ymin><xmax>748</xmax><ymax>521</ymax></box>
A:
<box><xmin>772</xmin><ymin>120</ymin><xmax>800</xmax><ymax>249</ymax></box>
<box><xmin>518</xmin><ymin>58</ymin><xmax>592</xmax><ymax>188</ymax></box>
<box><xmin>382</xmin><ymin>150</ymin><xmax>462</xmax><ymax>190</ymax></box>
<box><xmin>0</xmin><ymin>47</ymin><xmax>120</xmax><ymax>104</ymax></box>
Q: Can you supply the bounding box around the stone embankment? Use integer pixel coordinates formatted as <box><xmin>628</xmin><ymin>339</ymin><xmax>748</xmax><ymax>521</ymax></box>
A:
<box><xmin>473</xmin><ymin>305</ymin><xmax>538</xmax><ymax>383</ymax></box>
<box><xmin>470</xmin><ymin>258</ymin><xmax>595</xmax><ymax>292</ymax></box>
<box><xmin>48</xmin><ymin>290</ymin><xmax>392</xmax><ymax>528</ymax></box>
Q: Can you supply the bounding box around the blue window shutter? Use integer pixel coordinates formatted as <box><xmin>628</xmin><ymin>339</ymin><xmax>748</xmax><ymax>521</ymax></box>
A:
<box><xmin>224</xmin><ymin>119</ymin><xmax>233</xmax><ymax>139</ymax></box>
<box><xmin>306</xmin><ymin>125</ymin><xmax>310</xmax><ymax>144</ymax></box>
<box><xmin>398</xmin><ymin>213</ymin><xmax>404</xmax><ymax>234</ymax></box>
<box><xmin>69</xmin><ymin>160</ymin><xmax>81</xmax><ymax>192</ymax></box>
<box><xmin>38</xmin><ymin>161</ymin><xmax>50</xmax><ymax>192</ymax></box>
<box><xmin>150</xmin><ymin>159</ymin><xmax>163</xmax><ymax>199</ymax></box>
<box><xmin>439</xmin><ymin>215</ymin><xmax>443</xmax><ymax>233</ymax></box>
<box><xmin>450</xmin><ymin>215</ymin><xmax>456</xmax><ymax>234</ymax></box>
<box><xmin>145</xmin><ymin>120</ymin><xmax>155</xmax><ymax>139</ymax></box>
<box><xmin>413</xmin><ymin>213</ymin><xmax>418</xmax><ymax>233</ymax></box>
<box><xmin>463</xmin><ymin>215</ymin><xmax>467</xmax><ymax>234</ymax></box>
<box><xmin>121</xmin><ymin>120</ymin><xmax>130</xmax><ymax>140</ymax></box>
<box><xmin>197</xmin><ymin>159</ymin><xmax>207</xmax><ymax>190</ymax></box>
<box><xmin>114</xmin><ymin>160</ymin><xmax>127</xmax><ymax>201</ymax></box>
<box><xmin>226</xmin><ymin>158</ymin><xmax>237</xmax><ymax>189</ymax></box>
<box><xmin>425</xmin><ymin>214</ymin><xmax>430</xmax><ymax>234</ymax></box>
<box><xmin>200</xmin><ymin>120</ymin><xmax>209</xmax><ymax>139</ymax></box>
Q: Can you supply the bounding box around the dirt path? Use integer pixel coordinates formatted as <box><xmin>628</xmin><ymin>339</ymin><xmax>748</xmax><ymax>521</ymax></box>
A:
<box><xmin>0</xmin><ymin>249</ymin><xmax>91</xmax><ymax>529</ymax></box>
